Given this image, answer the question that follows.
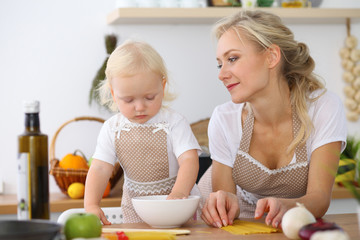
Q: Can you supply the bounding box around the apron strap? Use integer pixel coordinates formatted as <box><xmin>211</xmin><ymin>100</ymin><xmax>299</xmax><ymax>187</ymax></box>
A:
<box><xmin>239</xmin><ymin>104</ymin><xmax>254</xmax><ymax>153</ymax></box>
<box><xmin>292</xmin><ymin>107</ymin><xmax>307</xmax><ymax>163</ymax></box>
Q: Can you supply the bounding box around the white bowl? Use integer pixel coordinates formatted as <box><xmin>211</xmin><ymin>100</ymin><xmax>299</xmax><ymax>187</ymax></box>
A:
<box><xmin>132</xmin><ymin>195</ymin><xmax>200</xmax><ymax>228</ymax></box>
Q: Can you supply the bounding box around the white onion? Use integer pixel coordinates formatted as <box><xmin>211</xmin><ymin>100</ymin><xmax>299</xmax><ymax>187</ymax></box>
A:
<box><xmin>353</xmin><ymin>64</ymin><xmax>360</xmax><ymax>76</ymax></box>
<box><xmin>346</xmin><ymin>111</ymin><xmax>359</xmax><ymax>121</ymax></box>
<box><xmin>354</xmin><ymin>91</ymin><xmax>360</xmax><ymax>103</ymax></box>
<box><xmin>343</xmin><ymin>71</ymin><xmax>355</xmax><ymax>83</ymax></box>
<box><xmin>353</xmin><ymin>77</ymin><xmax>360</xmax><ymax>89</ymax></box>
<box><xmin>282</xmin><ymin>203</ymin><xmax>316</xmax><ymax>239</ymax></box>
<box><xmin>343</xmin><ymin>85</ymin><xmax>356</xmax><ymax>98</ymax></box>
<box><xmin>342</xmin><ymin>59</ymin><xmax>355</xmax><ymax>71</ymax></box>
<box><xmin>345</xmin><ymin>98</ymin><xmax>358</xmax><ymax>111</ymax></box>
<box><xmin>310</xmin><ymin>230</ymin><xmax>350</xmax><ymax>240</ymax></box>
<box><xmin>345</xmin><ymin>35</ymin><xmax>358</xmax><ymax>49</ymax></box>
<box><xmin>339</xmin><ymin>47</ymin><xmax>351</xmax><ymax>59</ymax></box>
<box><xmin>350</xmin><ymin>49</ymin><xmax>360</xmax><ymax>61</ymax></box>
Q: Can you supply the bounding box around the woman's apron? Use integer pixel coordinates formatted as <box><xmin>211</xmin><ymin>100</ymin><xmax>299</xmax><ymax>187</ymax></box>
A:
<box><xmin>198</xmin><ymin>107</ymin><xmax>309</xmax><ymax>218</ymax></box>
<box><xmin>114</xmin><ymin>122</ymin><xmax>175</xmax><ymax>223</ymax></box>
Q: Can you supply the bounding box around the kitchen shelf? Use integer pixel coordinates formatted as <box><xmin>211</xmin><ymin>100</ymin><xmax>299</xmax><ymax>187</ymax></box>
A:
<box><xmin>0</xmin><ymin>182</ymin><xmax>123</xmax><ymax>215</ymax></box>
<box><xmin>107</xmin><ymin>7</ymin><xmax>360</xmax><ymax>25</ymax></box>
<box><xmin>0</xmin><ymin>192</ymin><xmax>122</xmax><ymax>215</ymax></box>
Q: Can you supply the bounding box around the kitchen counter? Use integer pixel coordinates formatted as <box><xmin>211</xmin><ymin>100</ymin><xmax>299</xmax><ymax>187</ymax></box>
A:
<box><xmin>331</xmin><ymin>184</ymin><xmax>356</xmax><ymax>199</ymax></box>
<box><xmin>0</xmin><ymin>183</ymin><xmax>122</xmax><ymax>215</ymax></box>
<box><xmin>0</xmin><ymin>185</ymin><xmax>353</xmax><ymax>215</ymax></box>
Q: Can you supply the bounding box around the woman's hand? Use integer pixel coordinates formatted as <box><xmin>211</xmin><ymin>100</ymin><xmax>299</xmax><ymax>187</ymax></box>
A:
<box><xmin>201</xmin><ymin>190</ymin><xmax>240</xmax><ymax>228</ymax></box>
<box><xmin>254</xmin><ymin>142</ymin><xmax>343</xmax><ymax>228</ymax></box>
<box><xmin>255</xmin><ymin>197</ymin><xmax>293</xmax><ymax>228</ymax></box>
<box><xmin>85</xmin><ymin>205</ymin><xmax>111</xmax><ymax>225</ymax></box>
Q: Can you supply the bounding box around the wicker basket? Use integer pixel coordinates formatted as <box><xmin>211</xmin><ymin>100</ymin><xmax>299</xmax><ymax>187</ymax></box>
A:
<box><xmin>49</xmin><ymin>116</ymin><xmax>123</xmax><ymax>195</ymax></box>
<box><xmin>190</xmin><ymin>118</ymin><xmax>210</xmax><ymax>149</ymax></box>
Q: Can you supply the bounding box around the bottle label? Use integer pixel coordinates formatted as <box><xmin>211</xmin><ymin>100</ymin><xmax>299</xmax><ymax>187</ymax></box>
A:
<box><xmin>17</xmin><ymin>153</ymin><xmax>31</xmax><ymax>220</ymax></box>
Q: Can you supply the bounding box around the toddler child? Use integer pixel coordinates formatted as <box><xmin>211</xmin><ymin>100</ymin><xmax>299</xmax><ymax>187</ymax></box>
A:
<box><xmin>84</xmin><ymin>39</ymin><xmax>201</xmax><ymax>224</ymax></box>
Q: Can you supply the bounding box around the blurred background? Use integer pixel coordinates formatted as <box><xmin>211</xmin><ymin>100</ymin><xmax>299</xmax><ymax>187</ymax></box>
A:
<box><xmin>0</xmin><ymin>0</ymin><xmax>359</xmax><ymax>196</ymax></box>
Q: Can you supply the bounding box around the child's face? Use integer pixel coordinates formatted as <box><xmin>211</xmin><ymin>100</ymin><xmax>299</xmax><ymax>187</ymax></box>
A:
<box><xmin>111</xmin><ymin>71</ymin><xmax>165</xmax><ymax>124</ymax></box>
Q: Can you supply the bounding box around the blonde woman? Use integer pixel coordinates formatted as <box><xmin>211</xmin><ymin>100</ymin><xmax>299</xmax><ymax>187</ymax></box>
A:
<box><xmin>85</xmin><ymin>40</ymin><xmax>201</xmax><ymax>224</ymax></box>
<box><xmin>199</xmin><ymin>10</ymin><xmax>347</xmax><ymax>229</ymax></box>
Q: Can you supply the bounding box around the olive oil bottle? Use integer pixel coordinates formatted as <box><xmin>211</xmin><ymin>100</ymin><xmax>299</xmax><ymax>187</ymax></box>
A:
<box><xmin>17</xmin><ymin>101</ymin><xmax>50</xmax><ymax>219</ymax></box>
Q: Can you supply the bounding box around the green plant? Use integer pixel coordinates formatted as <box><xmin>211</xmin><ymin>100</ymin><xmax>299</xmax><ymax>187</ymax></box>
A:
<box><xmin>257</xmin><ymin>0</ymin><xmax>274</xmax><ymax>7</ymax></box>
<box><xmin>338</xmin><ymin>136</ymin><xmax>360</xmax><ymax>203</ymax></box>
<box><xmin>229</xmin><ymin>0</ymin><xmax>241</xmax><ymax>6</ymax></box>
<box><xmin>89</xmin><ymin>34</ymin><xmax>117</xmax><ymax>110</ymax></box>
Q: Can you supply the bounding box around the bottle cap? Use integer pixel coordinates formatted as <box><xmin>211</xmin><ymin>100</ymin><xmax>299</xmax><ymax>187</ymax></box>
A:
<box><xmin>23</xmin><ymin>100</ymin><xmax>40</xmax><ymax>113</ymax></box>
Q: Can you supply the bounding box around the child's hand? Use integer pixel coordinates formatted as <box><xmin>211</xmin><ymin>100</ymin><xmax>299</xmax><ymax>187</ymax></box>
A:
<box><xmin>167</xmin><ymin>191</ymin><xmax>188</xmax><ymax>200</ymax></box>
<box><xmin>85</xmin><ymin>205</ymin><xmax>111</xmax><ymax>225</ymax></box>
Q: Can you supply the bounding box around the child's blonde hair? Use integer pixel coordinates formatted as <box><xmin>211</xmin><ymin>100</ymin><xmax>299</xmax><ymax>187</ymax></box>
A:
<box><xmin>98</xmin><ymin>39</ymin><xmax>174</xmax><ymax>112</ymax></box>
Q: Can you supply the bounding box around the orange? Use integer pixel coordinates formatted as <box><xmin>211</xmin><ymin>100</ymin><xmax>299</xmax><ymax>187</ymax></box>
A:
<box><xmin>59</xmin><ymin>149</ymin><xmax>89</xmax><ymax>170</ymax></box>
<box><xmin>102</xmin><ymin>182</ymin><xmax>111</xmax><ymax>198</ymax></box>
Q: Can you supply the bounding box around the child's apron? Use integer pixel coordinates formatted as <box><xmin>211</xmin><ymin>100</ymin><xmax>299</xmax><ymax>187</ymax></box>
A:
<box><xmin>114</xmin><ymin>122</ymin><xmax>175</xmax><ymax>223</ymax></box>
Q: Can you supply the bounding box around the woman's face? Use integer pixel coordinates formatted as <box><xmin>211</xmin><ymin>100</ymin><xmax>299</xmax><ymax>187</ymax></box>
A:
<box><xmin>111</xmin><ymin>71</ymin><xmax>164</xmax><ymax>124</ymax></box>
<box><xmin>216</xmin><ymin>29</ymin><xmax>271</xmax><ymax>104</ymax></box>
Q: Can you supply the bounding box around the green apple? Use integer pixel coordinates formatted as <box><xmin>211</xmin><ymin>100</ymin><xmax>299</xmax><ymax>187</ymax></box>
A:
<box><xmin>88</xmin><ymin>157</ymin><xmax>93</xmax><ymax>167</ymax></box>
<box><xmin>64</xmin><ymin>213</ymin><xmax>102</xmax><ymax>240</ymax></box>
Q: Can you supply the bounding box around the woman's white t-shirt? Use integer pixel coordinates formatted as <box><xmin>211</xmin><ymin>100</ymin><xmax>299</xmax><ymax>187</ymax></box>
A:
<box><xmin>209</xmin><ymin>90</ymin><xmax>347</xmax><ymax>167</ymax></box>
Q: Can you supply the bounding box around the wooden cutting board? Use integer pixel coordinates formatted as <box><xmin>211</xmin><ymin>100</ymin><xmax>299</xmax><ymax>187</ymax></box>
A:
<box><xmin>102</xmin><ymin>228</ymin><xmax>191</xmax><ymax>235</ymax></box>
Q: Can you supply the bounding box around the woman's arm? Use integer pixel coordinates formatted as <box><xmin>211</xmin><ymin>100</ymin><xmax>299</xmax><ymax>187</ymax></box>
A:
<box><xmin>302</xmin><ymin>141</ymin><xmax>341</xmax><ymax>216</ymax></box>
<box><xmin>255</xmin><ymin>141</ymin><xmax>342</xmax><ymax>228</ymax></box>
<box><xmin>84</xmin><ymin>159</ymin><xmax>114</xmax><ymax>225</ymax></box>
<box><xmin>201</xmin><ymin>161</ymin><xmax>239</xmax><ymax>227</ymax></box>
<box><xmin>212</xmin><ymin>161</ymin><xmax>236</xmax><ymax>193</ymax></box>
<box><xmin>168</xmin><ymin>149</ymin><xmax>199</xmax><ymax>199</ymax></box>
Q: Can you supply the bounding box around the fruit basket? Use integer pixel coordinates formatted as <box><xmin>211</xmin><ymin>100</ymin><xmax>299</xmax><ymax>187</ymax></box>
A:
<box><xmin>49</xmin><ymin>116</ymin><xmax>123</xmax><ymax>195</ymax></box>
<box><xmin>190</xmin><ymin>118</ymin><xmax>209</xmax><ymax>149</ymax></box>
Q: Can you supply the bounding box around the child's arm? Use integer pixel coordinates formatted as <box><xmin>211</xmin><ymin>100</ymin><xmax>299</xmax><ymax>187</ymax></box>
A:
<box><xmin>167</xmin><ymin>149</ymin><xmax>199</xmax><ymax>199</ymax></box>
<box><xmin>84</xmin><ymin>159</ymin><xmax>114</xmax><ymax>225</ymax></box>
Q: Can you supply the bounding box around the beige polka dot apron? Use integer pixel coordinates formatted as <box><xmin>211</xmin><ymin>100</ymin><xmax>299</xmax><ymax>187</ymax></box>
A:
<box><xmin>114</xmin><ymin>122</ymin><xmax>175</xmax><ymax>223</ymax></box>
<box><xmin>198</xmin><ymin>106</ymin><xmax>309</xmax><ymax>218</ymax></box>
<box><xmin>233</xmin><ymin>107</ymin><xmax>309</xmax><ymax>218</ymax></box>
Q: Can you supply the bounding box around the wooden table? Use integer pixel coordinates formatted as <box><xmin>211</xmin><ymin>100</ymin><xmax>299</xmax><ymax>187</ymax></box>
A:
<box><xmin>104</xmin><ymin>214</ymin><xmax>359</xmax><ymax>239</ymax></box>
<box><xmin>0</xmin><ymin>183</ymin><xmax>123</xmax><ymax>214</ymax></box>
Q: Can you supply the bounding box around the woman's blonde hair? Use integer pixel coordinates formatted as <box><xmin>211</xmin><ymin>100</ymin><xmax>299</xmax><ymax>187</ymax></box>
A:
<box><xmin>213</xmin><ymin>10</ymin><xmax>325</xmax><ymax>151</ymax></box>
<box><xmin>98</xmin><ymin>39</ymin><xmax>174</xmax><ymax>112</ymax></box>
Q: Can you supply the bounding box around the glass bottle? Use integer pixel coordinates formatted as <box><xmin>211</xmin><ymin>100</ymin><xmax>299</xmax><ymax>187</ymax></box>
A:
<box><xmin>17</xmin><ymin>101</ymin><xmax>50</xmax><ymax>219</ymax></box>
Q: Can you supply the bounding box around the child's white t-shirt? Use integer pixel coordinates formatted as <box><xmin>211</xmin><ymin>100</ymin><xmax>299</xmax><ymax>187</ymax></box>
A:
<box><xmin>93</xmin><ymin>108</ymin><xmax>201</xmax><ymax>178</ymax></box>
<box><xmin>209</xmin><ymin>90</ymin><xmax>347</xmax><ymax>167</ymax></box>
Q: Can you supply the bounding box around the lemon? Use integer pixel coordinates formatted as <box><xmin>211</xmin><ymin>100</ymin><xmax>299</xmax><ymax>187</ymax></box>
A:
<box><xmin>67</xmin><ymin>182</ymin><xmax>85</xmax><ymax>199</ymax></box>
